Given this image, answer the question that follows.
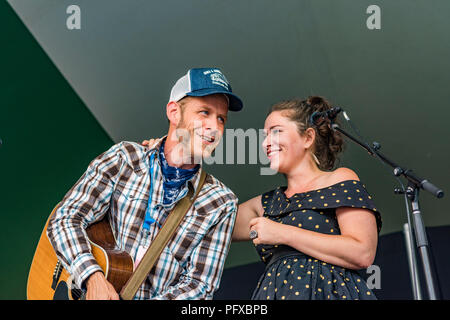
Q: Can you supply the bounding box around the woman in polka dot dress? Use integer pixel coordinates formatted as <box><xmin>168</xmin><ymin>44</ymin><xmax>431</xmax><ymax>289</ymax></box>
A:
<box><xmin>232</xmin><ymin>96</ymin><xmax>382</xmax><ymax>300</ymax></box>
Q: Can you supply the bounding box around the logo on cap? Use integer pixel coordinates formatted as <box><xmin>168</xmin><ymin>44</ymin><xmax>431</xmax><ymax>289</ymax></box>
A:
<box><xmin>169</xmin><ymin>67</ymin><xmax>243</xmax><ymax>112</ymax></box>
<box><xmin>204</xmin><ymin>69</ymin><xmax>230</xmax><ymax>90</ymax></box>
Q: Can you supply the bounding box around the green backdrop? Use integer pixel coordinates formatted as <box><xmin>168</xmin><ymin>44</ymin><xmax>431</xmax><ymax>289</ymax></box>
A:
<box><xmin>0</xmin><ymin>1</ymin><xmax>114</xmax><ymax>299</ymax></box>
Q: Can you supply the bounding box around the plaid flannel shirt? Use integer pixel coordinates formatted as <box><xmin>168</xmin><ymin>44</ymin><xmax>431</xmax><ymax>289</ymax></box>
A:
<box><xmin>47</xmin><ymin>137</ymin><xmax>238</xmax><ymax>299</ymax></box>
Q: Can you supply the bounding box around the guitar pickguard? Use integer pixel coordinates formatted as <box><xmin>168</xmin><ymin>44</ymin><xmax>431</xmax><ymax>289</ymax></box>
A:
<box><xmin>52</xmin><ymin>277</ymin><xmax>84</xmax><ymax>300</ymax></box>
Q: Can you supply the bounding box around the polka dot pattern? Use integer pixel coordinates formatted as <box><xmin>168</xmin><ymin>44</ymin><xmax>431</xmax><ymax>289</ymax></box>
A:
<box><xmin>252</xmin><ymin>254</ymin><xmax>377</xmax><ymax>300</ymax></box>
<box><xmin>252</xmin><ymin>180</ymin><xmax>381</xmax><ymax>300</ymax></box>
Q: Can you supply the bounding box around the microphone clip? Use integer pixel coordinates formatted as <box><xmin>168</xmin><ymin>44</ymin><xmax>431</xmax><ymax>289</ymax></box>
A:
<box><xmin>309</xmin><ymin>107</ymin><xmax>342</xmax><ymax>127</ymax></box>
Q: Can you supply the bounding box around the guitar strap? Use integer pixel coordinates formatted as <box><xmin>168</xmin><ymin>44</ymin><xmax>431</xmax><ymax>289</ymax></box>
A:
<box><xmin>119</xmin><ymin>169</ymin><xmax>207</xmax><ymax>300</ymax></box>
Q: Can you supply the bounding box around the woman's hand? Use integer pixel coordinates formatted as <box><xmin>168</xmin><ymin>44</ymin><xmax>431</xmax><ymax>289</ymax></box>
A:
<box><xmin>249</xmin><ymin>217</ymin><xmax>288</xmax><ymax>245</ymax></box>
<box><xmin>141</xmin><ymin>138</ymin><xmax>157</xmax><ymax>147</ymax></box>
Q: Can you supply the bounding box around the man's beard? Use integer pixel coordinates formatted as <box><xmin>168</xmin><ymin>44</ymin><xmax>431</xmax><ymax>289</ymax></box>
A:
<box><xmin>170</xmin><ymin>117</ymin><xmax>220</xmax><ymax>166</ymax></box>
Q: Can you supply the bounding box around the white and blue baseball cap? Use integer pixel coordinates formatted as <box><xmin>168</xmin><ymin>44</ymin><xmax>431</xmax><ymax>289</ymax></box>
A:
<box><xmin>169</xmin><ymin>67</ymin><xmax>243</xmax><ymax>111</ymax></box>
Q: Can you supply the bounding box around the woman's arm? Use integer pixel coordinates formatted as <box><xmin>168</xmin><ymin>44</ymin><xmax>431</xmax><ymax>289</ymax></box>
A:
<box><xmin>249</xmin><ymin>168</ymin><xmax>378</xmax><ymax>270</ymax></box>
<box><xmin>232</xmin><ymin>195</ymin><xmax>264</xmax><ymax>241</ymax></box>
<box><xmin>249</xmin><ymin>208</ymin><xmax>378</xmax><ymax>270</ymax></box>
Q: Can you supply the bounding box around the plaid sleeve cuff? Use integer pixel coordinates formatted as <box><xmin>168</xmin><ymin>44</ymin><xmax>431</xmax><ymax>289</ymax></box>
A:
<box><xmin>70</xmin><ymin>252</ymin><xmax>104</xmax><ymax>290</ymax></box>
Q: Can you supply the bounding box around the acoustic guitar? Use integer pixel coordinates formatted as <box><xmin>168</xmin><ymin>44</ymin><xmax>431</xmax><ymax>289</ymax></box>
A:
<box><xmin>27</xmin><ymin>204</ymin><xmax>134</xmax><ymax>300</ymax></box>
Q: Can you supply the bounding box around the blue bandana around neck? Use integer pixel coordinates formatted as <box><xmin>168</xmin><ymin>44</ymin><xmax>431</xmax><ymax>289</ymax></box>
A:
<box><xmin>158</xmin><ymin>139</ymin><xmax>200</xmax><ymax>205</ymax></box>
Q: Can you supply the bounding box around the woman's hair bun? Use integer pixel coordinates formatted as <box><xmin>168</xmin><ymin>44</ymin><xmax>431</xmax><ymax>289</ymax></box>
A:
<box><xmin>268</xmin><ymin>95</ymin><xmax>344</xmax><ymax>171</ymax></box>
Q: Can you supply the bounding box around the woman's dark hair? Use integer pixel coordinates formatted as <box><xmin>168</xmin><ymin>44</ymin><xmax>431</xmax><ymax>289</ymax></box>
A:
<box><xmin>267</xmin><ymin>96</ymin><xmax>344</xmax><ymax>171</ymax></box>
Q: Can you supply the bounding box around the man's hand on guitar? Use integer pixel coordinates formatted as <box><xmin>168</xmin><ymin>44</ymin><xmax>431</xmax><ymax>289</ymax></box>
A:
<box><xmin>141</xmin><ymin>138</ymin><xmax>157</xmax><ymax>147</ymax></box>
<box><xmin>86</xmin><ymin>271</ymin><xmax>120</xmax><ymax>300</ymax></box>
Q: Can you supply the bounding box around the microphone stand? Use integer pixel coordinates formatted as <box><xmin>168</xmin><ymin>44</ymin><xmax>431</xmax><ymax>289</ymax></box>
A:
<box><xmin>327</xmin><ymin>111</ymin><xmax>444</xmax><ymax>300</ymax></box>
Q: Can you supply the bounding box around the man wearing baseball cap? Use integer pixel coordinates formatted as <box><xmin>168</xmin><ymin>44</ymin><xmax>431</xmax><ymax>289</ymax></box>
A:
<box><xmin>47</xmin><ymin>67</ymin><xmax>243</xmax><ymax>299</ymax></box>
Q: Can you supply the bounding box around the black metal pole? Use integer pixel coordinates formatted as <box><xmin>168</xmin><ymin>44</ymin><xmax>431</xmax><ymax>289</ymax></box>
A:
<box><xmin>408</xmin><ymin>187</ymin><xmax>437</xmax><ymax>299</ymax></box>
<box><xmin>330</xmin><ymin>123</ymin><xmax>444</xmax><ymax>199</ymax></box>
<box><xmin>328</xmin><ymin>118</ymin><xmax>443</xmax><ymax>299</ymax></box>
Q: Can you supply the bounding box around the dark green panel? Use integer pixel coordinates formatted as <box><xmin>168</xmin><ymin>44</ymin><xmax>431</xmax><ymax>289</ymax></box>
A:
<box><xmin>0</xmin><ymin>2</ymin><xmax>114</xmax><ymax>299</ymax></box>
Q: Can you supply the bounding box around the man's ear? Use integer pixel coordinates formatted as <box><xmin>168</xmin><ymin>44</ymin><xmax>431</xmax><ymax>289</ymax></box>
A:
<box><xmin>166</xmin><ymin>101</ymin><xmax>181</xmax><ymax>126</ymax></box>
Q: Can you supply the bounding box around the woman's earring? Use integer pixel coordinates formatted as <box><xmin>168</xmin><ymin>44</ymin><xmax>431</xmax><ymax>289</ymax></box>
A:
<box><xmin>311</xmin><ymin>151</ymin><xmax>320</xmax><ymax>166</ymax></box>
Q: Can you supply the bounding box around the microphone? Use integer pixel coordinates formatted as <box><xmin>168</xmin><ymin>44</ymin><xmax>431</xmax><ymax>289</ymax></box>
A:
<box><xmin>309</xmin><ymin>107</ymin><xmax>342</xmax><ymax>126</ymax></box>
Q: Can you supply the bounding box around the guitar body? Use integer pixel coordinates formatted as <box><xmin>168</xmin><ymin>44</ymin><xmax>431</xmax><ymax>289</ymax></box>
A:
<box><xmin>27</xmin><ymin>205</ymin><xmax>134</xmax><ymax>300</ymax></box>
